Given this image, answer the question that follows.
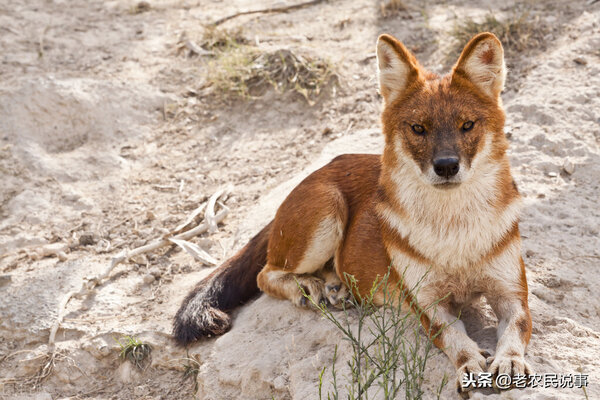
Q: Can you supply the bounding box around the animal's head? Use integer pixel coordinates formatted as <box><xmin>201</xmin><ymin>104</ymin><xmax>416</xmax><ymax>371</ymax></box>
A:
<box><xmin>377</xmin><ymin>33</ymin><xmax>508</xmax><ymax>189</ymax></box>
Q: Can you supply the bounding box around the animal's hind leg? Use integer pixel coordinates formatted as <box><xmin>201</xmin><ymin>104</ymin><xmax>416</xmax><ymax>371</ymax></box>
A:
<box><xmin>257</xmin><ymin>185</ymin><xmax>347</xmax><ymax>307</ymax></box>
<box><xmin>258</xmin><ymin>264</ymin><xmax>329</xmax><ymax>307</ymax></box>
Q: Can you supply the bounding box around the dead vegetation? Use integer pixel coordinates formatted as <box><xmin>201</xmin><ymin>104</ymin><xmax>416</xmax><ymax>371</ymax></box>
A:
<box><xmin>445</xmin><ymin>11</ymin><xmax>549</xmax><ymax>66</ymax></box>
<box><xmin>200</xmin><ymin>25</ymin><xmax>248</xmax><ymax>51</ymax></box>
<box><xmin>206</xmin><ymin>46</ymin><xmax>336</xmax><ymax>103</ymax></box>
<box><xmin>193</xmin><ymin>27</ymin><xmax>336</xmax><ymax>103</ymax></box>
<box><xmin>212</xmin><ymin>0</ymin><xmax>326</xmax><ymax>26</ymax></box>
<box><xmin>379</xmin><ymin>0</ymin><xmax>408</xmax><ymax>19</ymax></box>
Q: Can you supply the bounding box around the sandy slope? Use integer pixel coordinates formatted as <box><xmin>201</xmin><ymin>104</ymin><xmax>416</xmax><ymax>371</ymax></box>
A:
<box><xmin>1</xmin><ymin>0</ymin><xmax>599</xmax><ymax>399</ymax></box>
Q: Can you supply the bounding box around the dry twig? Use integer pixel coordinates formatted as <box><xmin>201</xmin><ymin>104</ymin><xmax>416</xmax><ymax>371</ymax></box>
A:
<box><xmin>47</xmin><ymin>189</ymin><xmax>229</xmax><ymax>351</ymax></box>
<box><xmin>214</xmin><ymin>0</ymin><xmax>325</xmax><ymax>26</ymax></box>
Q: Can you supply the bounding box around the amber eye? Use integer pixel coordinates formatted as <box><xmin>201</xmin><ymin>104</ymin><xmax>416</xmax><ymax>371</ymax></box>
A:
<box><xmin>462</xmin><ymin>121</ymin><xmax>474</xmax><ymax>131</ymax></box>
<box><xmin>411</xmin><ymin>124</ymin><xmax>425</xmax><ymax>135</ymax></box>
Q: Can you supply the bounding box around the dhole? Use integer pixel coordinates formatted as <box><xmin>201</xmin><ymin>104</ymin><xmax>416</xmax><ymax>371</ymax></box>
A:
<box><xmin>174</xmin><ymin>32</ymin><xmax>532</xmax><ymax>395</ymax></box>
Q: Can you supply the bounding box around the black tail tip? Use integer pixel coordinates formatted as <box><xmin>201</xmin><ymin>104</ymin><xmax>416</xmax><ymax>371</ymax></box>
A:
<box><xmin>173</xmin><ymin>305</ymin><xmax>232</xmax><ymax>346</ymax></box>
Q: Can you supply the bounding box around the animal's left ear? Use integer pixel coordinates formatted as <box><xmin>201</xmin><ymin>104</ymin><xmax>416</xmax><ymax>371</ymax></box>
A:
<box><xmin>451</xmin><ymin>32</ymin><xmax>506</xmax><ymax>100</ymax></box>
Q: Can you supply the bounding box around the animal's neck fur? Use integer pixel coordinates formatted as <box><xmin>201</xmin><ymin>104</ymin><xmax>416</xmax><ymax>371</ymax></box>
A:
<box><xmin>377</xmin><ymin>135</ymin><xmax>522</xmax><ymax>270</ymax></box>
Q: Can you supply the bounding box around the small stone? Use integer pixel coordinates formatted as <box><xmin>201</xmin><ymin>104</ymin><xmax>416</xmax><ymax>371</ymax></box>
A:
<box><xmin>145</xmin><ymin>210</ymin><xmax>156</xmax><ymax>221</ymax></box>
<box><xmin>130</xmin><ymin>253</ymin><xmax>147</xmax><ymax>265</ymax></box>
<box><xmin>562</xmin><ymin>160</ymin><xmax>575</xmax><ymax>175</ymax></box>
<box><xmin>0</xmin><ymin>274</ymin><xmax>12</xmax><ymax>287</ymax></box>
<box><xmin>547</xmin><ymin>171</ymin><xmax>558</xmax><ymax>178</ymax></box>
<box><xmin>525</xmin><ymin>249</ymin><xmax>535</xmax><ymax>258</ymax></box>
<box><xmin>149</xmin><ymin>267</ymin><xmax>162</xmax><ymax>278</ymax></box>
<box><xmin>250</xmin><ymin>166</ymin><xmax>264</xmax><ymax>176</ymax></box>
<box><xmin>79</xmin><ymin>232</ymin><xmax>97</xmax><ymax>246</ymax></box>
<box><xmin>134</xmin><ymin>1</ymin><xmax>151</xmax><ymax>13</ymax></box>
<box><xmin>573</xmin><ymin>57</ymin><xmax>587</xmax><ymax>66</ymax></box>
<box><xmin>142</xmin><ymin>274</ymin><xmax>155</xmax><ymax>285</ymax></box>
<box><xmin>134</xmin><ymin>385</ymin><xmax>147</xmax><ymax>396</ymax></box>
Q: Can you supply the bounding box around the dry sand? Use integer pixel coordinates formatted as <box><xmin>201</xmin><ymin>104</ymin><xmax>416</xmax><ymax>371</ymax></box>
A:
<box><xmin>1</xmin><ymin>0</ymin><xmax>599</xmax><ymax>399</ymax></box>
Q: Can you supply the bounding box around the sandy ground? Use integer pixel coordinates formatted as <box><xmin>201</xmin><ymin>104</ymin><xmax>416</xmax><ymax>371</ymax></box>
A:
<box><xmin>1</xmin><ymin>0</ymin><xmax>599</xmax><ymax>399</ymax></box>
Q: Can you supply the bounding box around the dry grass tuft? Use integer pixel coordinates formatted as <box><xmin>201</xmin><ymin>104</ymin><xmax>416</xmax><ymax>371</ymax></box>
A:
<box><xmin>446</xmin><ymin>12</ymin><xmax>548</xmax><ymax>66</ymax></box>
<box><xmin>206</xmin><ymin>46</ymin><xmax>336</xmax><ymax>103</ymax></box>
<box><xmin>379</xmin><ymin>0</ymin><xmax>408</xmax><ymax>18</ymax></box>
<box><xmin>197</xmin><ymin>26</ymin><xmax>336</xmax><ymax>103</ymax></box>
<box><xmin>200</xmin><ymin>25</ymin><xmax>247</xmax><ymax>50</ymax></box>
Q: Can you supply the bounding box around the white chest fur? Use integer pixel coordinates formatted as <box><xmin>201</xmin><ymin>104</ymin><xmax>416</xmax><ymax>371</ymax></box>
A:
<box><xmin>379</xmin><ymin>158</ymin><xmax>522</xmax><ymax>271</ymax></box>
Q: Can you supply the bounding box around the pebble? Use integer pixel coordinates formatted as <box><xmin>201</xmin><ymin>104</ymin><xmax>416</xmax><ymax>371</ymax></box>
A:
<box><xmin>0</xmin><ymin>274</ymin><xmax>12</xmax><ymax>287</ymax></box>
<box><xmin>547</xmin><ymin>171</ymin><xmax>558</xmax><ymax>177</ymax></box>
<box><xmin>145</xmin><ymin>210</ymin><xmax>156</xmax><ymax>221</ymax></box>
<box><xmin>135</xmin><ymin>1</ymin><xmax>151</xmax><ymax>13</ymax></box>
<box><xmin>79</xmin><ymin>232</ymin><xmax>97</xmax><ymax>246</ymax></box>
<box><xmin>562</xmin><ymin>159</ymin><xmax>575</xmax><ymax>175</ymax></box>
<box><xmin>134</xmin><ymin>385</ymin><xmax>147</xmax><ymax>396</ymax></box>
<box><xmin>573</xmin><ymin>57</ymin><xmax>587</xmax><ymax>66</ymax></box>
<box><xmin>142</xmin><ymin>274</ymin><xmax>155</xmax><ymax>285</ymax></box>
<box><xmin>526</xmin><ymin>249</ymin><xmax>535</xmax><ymax>258</ymax></box>
<box><xmin>149</xmin><ymin>267</ymin><xmax>162</xmax><ymax>278</ymax></box>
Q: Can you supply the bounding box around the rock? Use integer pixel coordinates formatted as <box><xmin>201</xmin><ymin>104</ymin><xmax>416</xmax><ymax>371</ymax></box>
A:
<box><xmin>562</xmin><ymin>159</ymin><xmax>575</xmax><ymax>175</ymax></box>
<box><xmin>0</xmin><ymin>274</ymin><xmax>12</xmax><ymax>287</ymax></box>
<box><xmin>134</xmin><ymin>1</ymin><xmax>151</xmax><ymax>13</ymax></box>
<box><xmin>547</xmin><ymin>171</ymin><xmax>558</xmax><ymax>178</ymax></box>
<box><xmin>142</xmin><ymin>274</ymin><xmax>155</xmax><ymax>285</ymax></box>
<box><xmin>78</xmin><ymin>232</ymin><xmax>97</xmax><ymax>246</ymax></box>
<box><xmin>82</xmin><ymin>337</ymin><xmax>114</xmax><ymax>359</ymax></box>
<box><xmin>526</xmin><ymin>249</ymin><xmax>535</xmax><ymax>258</ymax></box>
<box><xmin>250</xmin><ymin>166</ymin><xmax>265</xmax><ymax>176</ymax></box>
<box><xmin>130</xmin><ymin>253</ymin><xmax>147</xmax><ymax>265</ymax></box>
<box><xmin>116</xmin><ymin>361</ymin><xmax>142</xmax><ymax>383</ymax></box>
<box><xmin>134</xmin><ymin>385</ymin><xmax>147</xmax><ymax>396</ymax></box>
<box><xmin>573</xmin><ymin>57</ymin><xmax>588</xmax><ymax>65</ymax></box>
<box><xmin>149</xmin><ymin>267</ymin><xmax>162</xmax><ymax>278</ymax></box>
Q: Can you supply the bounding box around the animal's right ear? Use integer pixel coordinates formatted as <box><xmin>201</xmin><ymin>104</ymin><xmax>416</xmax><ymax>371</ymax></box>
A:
<box><xmin>376</xmin><ymin>34</ymin><xmax>421</xmax><ymax>104</ymax></box>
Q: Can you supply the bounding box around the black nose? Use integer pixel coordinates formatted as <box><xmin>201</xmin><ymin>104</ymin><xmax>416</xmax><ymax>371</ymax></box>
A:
<box><xmin>433</xmin><ymin>157</ymin><xmax>460</xmax><ymax>178</ymax></box>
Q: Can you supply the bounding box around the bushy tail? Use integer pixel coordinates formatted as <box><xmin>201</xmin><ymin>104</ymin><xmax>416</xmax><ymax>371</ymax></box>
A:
<box><xmin>173</xmin><ymin>222</ymin><xmax>272</xmax><ymax>346</ymax></box>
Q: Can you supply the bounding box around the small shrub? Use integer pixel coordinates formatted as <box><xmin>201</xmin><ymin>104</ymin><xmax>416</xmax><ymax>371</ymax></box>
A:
<box><xmin>303</xmin><ymin>268</ymin><xmax>449</xmax><ymax>400</ymax></box>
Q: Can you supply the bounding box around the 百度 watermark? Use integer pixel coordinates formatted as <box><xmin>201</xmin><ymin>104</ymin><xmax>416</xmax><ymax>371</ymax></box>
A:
<box><xmin>461</xmin><ymin>372</ymin><xmax>589</xmax><ymax>390</ymax></box>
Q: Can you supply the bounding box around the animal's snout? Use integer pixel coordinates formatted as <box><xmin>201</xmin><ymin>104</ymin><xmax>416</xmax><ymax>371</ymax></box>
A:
<box><xmin>433</xmin><ymin>156</ymin><xmax>460</xmax><ymax>178</ymax></box>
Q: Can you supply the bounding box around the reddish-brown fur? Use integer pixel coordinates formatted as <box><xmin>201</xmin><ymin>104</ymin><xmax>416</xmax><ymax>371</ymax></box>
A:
<box><xmin>174</xmin><ymin>32</ymin><xmax>532</xmax><ymax>395</ymax></box>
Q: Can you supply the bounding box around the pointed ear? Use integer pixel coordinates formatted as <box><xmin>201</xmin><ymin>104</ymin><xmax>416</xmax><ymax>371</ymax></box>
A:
<box><xmin>452</xmin><ymin>32</ymin><xmax>506</xmax><ymax>100</ymax></box>
<box><xmin>376</xmin><ymin>34</ymin><xmax>421</xmax><ymax>104</ymax></box>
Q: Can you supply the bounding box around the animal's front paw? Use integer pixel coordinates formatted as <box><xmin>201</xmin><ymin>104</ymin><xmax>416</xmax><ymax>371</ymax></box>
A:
<box><xmin>456</xmin><ymin>351</ymin><xmax>487</xmax><ymax>398</ymax></box>
<box><xmin>487</xmin><ymin>350</ymin><xmax>533</xmax><ymax>378</ymax></box>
